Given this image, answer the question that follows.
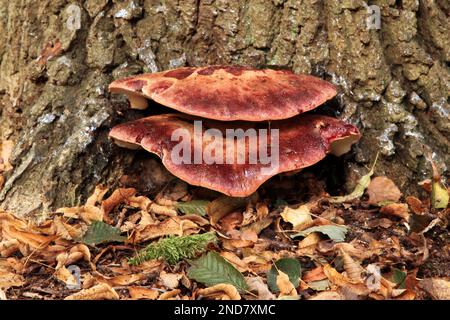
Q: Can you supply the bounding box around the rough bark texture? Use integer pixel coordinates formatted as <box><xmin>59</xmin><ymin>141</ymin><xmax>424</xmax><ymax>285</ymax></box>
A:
<box><xmin>0</xmin><ymin>0</ymin><xmax>448</xmax><ymax>219</ymax></box>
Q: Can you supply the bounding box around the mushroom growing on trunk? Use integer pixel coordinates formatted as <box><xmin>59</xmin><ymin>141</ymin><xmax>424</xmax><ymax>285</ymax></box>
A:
<box><xmin>109</xmin><ymin>66</ymin><xmax>360</xmax><ymax>197</ymax></box>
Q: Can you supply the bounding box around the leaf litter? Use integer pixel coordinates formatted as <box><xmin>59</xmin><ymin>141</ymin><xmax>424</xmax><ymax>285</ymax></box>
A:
<box><xmin>0</xmin><ymin>165</ymin><xmax>449</xmax><ymax>300</ymax></box>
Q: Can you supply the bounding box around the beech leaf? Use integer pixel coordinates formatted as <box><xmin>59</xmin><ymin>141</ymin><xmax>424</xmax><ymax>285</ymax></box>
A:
<box><xmin>267</xmin><ymin>258</ymin><xmax>301</xmax><ymax>293</ymax></box>
<box><xmin>175</xmin><ymin>200</ymin><xmax>210</xmax><ymax>216</ymax></box>
<box><xmin>187</xmin><ymin>251</ymin><xmax>248</xmax><ymax>293</ymax></box>
<box><xmin>292</xmin><ymin>225</ymin><xmax>348</xmax><ymax>243</ymax></box>
<box><xmin>81</xmin><ymin>221</ymin><xmax>126</xmax><ymax>245</ymax></box>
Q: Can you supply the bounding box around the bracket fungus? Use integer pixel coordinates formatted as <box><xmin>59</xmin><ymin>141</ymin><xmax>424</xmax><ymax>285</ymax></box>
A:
<box><xmin>109</xmin><ymin>66</ymin><xmax>337</xmax><ymax>121</ymax></box>
<box><xmin>109</xmin><ymin>66</ymin><xmax>361</xmax><ymax>197</ymax></box>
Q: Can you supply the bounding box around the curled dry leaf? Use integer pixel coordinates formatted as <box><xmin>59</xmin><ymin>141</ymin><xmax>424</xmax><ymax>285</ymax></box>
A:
<box><xmin>246</xmin><ymin>277</ymin><xmax>275</xmax><ymax>300</ymax></box>
<box><xmin>220</xmin><ymin>252</ymin><xmax>250</xmax><ymax>273</ymax></box>
<box><xmin>406</xmin><ymin>196</ymin><xmax>428</xmax><ymax>215</ymax></box>
<box><xmin>340</xmin><ymin>249</ymin><xmax>364</xmax><ymax>282</ymax></box>
<box><xmin>296</xmin><ymin>233</ymin><xmax>321</xmax><ymax>256</ymax></box>
<box><xmin>280</xmin><ymin>204</ymin><xmax>313</xmax><ymax>231</ymax></box>
<box><xmin>94</xmin><ymin>272</ymin><xmax>147</xmax><ymax>287</ymax></box>
<box><xmin>128</xmin><ymin>287</ymin><xmax>160</xmax><ymax>300</ymax></box>
<box><xmin>276</xmin><ymin>270</ymin><xmax>298</xmax><ymax>298</ymax></box>
<box><xmin>0</xmin><ymin>269</ymin><xmax>25</xmax><ymax>289</ymax></box>
<box><xmin>302</xmin><ymin>266</ymin><xmax>327</xmax><ymax>283</ymax></box>
<box><xmin>367</xmin><ymin>176</ymin><xmax>402</xmax><ymax>205</ymax></box>
<box><xmin>102</xmin><ymin>188</ymin><xmax>137</xmax><ymax>215</ymax></box>
<box><xmin>158</xmin><ymin>289</ymin><xmax>181</xmax><ymax>300</ymax></box>
<box><xmin>197</xmin><ymin>284</ymin><xmax>241</xmax><ymax>300</ymax></box>
<box><xmin>132</xmin><ymin>217</ymin><xmax>199</xmax><ymax>243</ymax></box>
<box><xmin>380</xmin><ymin>203</ymin><xmax>410</xmax><ymax>220</ymax></box>
<box><xmin>58</xmin><ymin>205</ymin><xmax>103</xmax><ymax>224</ymax></box>
<box><xmin>64</xmin><ymin>283</ymin><xmax>120</xmax><ymax>300</ymax></box>
<box><xmin>323</xmin><ymin>264</ymin><xmax>370</xmax><ymax>296</ymax></box>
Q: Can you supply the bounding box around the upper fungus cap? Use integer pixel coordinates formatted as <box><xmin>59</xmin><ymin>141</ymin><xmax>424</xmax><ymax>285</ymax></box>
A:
<box><xmin>109</xmin><ymin>66</ymin><xmax>337</xmax><ymax>121</ymax></box>
<box><xmin>109</xmin><ymin>114</ymin><xmax>360</xmax><ymax>197</ymax></box>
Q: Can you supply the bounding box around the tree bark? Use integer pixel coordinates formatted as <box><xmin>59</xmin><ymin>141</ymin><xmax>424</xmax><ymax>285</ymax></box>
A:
<box><xmin>0</xmin><ymin>0</ymin><xmax>448</xmax><ymax>219</ymax></box>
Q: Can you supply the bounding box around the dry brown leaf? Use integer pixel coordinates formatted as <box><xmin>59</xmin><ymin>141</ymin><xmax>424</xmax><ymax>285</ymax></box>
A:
<box><xmin>128</xmin><ymin>287</ymin><xmax>160</xmax><ymax>300</ymax></box>
<box><xmin>58</xmin><ymin>205</ymin><xmax>103</xmax><ymax>224</ymax></box>
<box><xmin>86</xmin><ymin>185</ymin><xmax>109</xmax><ymax>206</ymax></box>
<box><xmin>51</xmin><ymin>216</ymin><xmax>83</xmax><ymax>240</ymax></box>
<box><xmin>419</xmin><ymin>278</ymin><xmax>450</xmax><ymax>300</ymax></box>
<box><xmin>158</xmin><ymin>289</ymin><xmax>181</xmax><ymax>300</ymax></box>
<box><xmin>280</xmin><ymin>204</ymin><xmax>313</xmax><ymax>231</ymax></box>
<box><xmin>0</xmin><ymin>269</ymin><xmax>25</xmax><ymax>289</ymax></box>
<box><xmin>246</xmin><ymin>277</ymin><xmax>275</xmax><ymax>300</ymax></box>
<box><xmin>308</xmin><ymin>291</ymin><xmax>343</xmax><ymax>300</ymax></box>
<box><xmin>303</xmin><ymin>266</ymin><xmax>327</xmax><ymax>282</ymax></box>
<box><xmin>276</xmin><ymin>270</ymin><xmax>297</xmax><ymax>298</ymax></box>
<box><xmin>133</xmin><ymin>217</ymin><xmax>199</xmax><ymax>243</ymax></box>
<box><xmin>160</xmin><ymin>271</ymin><xmax>183</xmax><ymax>289</ymax></box>
<box><xmin>149</xmin><ymin>202</ymin><xmax>177</xmax><ymax>216</ymax></box>
<box><xmin>55</xmin><ymin>265</ymin><xmax>78</xmax><ymax>288</ymax></box>
<box><xmin>340</xmin><ymin>249</ymin><xmax>364</xmax><ymax>282</ymax></box>
<box><xmin>219</xmin><ymin>212</ymin><xmax>243</xmax><ymax>232</ymax></box>
<box><xmin>94</xmin><ymin>272</ymin><xmax>146</xmax><ymax>287</ymax></box>
<box><xmin>367</xmin><ymin>176</ymin><xmax>402</xmax><ymax>205</ymax></box>
<box><xmin>296</xmin><ymin>232</ymin><xmax>321</xmax><ymax>256</ymax></box>
<box><xmin>323</xmin><ymin>264</ymin><xmax>370</xmax><ymax>296</ymax></box>
<box><xmin>220</xmin><ymin>252</ymin><xmax>250</xmax><ymax>273</ymax></box>
<box><xmin>197</xmin><ymin>284</ymin><xmax>241</xmax><ymax>300</ymax></box>
<box><xmin>380</xmin><ymin>203</ymin><xmax>410</xmax><ymax>220</ymax></box>
<box><xmin>65</xmin><ymin>283</ymin><xmax>120</xmax><ymax>300</ymax></box>
<box><xmin>102</xmin><ymin>188</ymin><xmax>137</xmax><ymax>215</ymax></box>
<box><xmin>405</xmin><ymin>196</ymin><xmax>428</xmax><ymax>215</ymax></box>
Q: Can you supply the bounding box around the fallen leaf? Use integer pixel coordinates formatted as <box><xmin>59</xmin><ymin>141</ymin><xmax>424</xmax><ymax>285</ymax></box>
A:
<box><xmin>405</xmin><ymin>196</ymin><xmax>428</xmax><ymax>215</ymax></box>
<box><xmin>94</xmin><ymin>272</ymin><xmax>146</xmax><ymax>287</ymax></box>
<box><xmin>380</xmin><ymin>203</ymin><xmax>410</xmax><ymax>220</ymax></box>
<box><xmin>128</xmin><ymin>287</ymin><xmax>159</xmax><ymax>300</ymax></box>
<box><xmin>340</xmin><ymin>249</ymin><xmax>363</xmax><ymax>282</ymax></box>
<box><xmin>160</xmin><ymin>271</ymin><xmax>183</xmax><ymax>289</ymax></box>
<box><xmin>245</xmin><ymin>277</ymin><xmax>275</xmax><ymax>300</ymax></box>
<box><xmin>308</xmin><ymin>291</ymin><xmax>342</xmax><ymax>300</ymax></box>
<box><xmin>323</xmin><ymin>264</ymin><xmax>370</xmax><ymax>296</ymax></box>
<box><xmin>276</xmin><ymin>270</ymin><xmax>297</xmax><ymax>297</ymax></box>
<box><xmin>176</xmin><ymin>200</ymin><xmax>210</xmax><ymax>216</ymax></box>
<box><xmin>102</xmin><ymin>188</ymin><xmax>137</xmax><ymax>215</ymax></box>
<box><xmin>267</xmin><ymin>258</ymin><xmax>301</xmax><ymax>293</ymax></box>
<box><xmin>187</xmin><ymin>251</ymin><xmax>248</xmax><ymax>293</ymax></box>
<box><xmin>197</xmin><ymin>283</ymin><xmax>241</xmax><ymax>300</ymax></box>
<box><xmin>302</xmin><ymin>266</ymin><xmax>327</xmax><ymax>283</ymax></box>
<box><xmin>367</xmin><ymin>176</ymin><xmax>402</xmax><ymax>205</ymax></box>
<box><xmin>64</xmin><ymin>283</ymin><xmax>119</xmax><ymax>300</ymax></box>
<box><xmin>419</xmin><ymin>278</ymin><xmax>450</xmax><ymax>300</ymax></box>
<box><xmin>81</xmin><ymin>221</ymin><xmax>126</xmax><ymax>245</ymax></box>
<box><xmin>158</xmin><ymin>289</ymin><xmax>181</xmax><ymax>300</ymax></box>
<box><xmin>0</xmin><ymin>288</ymin><xmax>6</xmax><ymax>300</ymax></box>
<box><xmin>280</xmin><ymin>204</ymin><xmax>313</xmax><ymax>231</ymax></box>
<box><xmin>330</xmin><ymin>153</ymin><xmax>378</xmax><ymax>203</ymax></box>
<box><xmin>292</xmin><ymin>225</ymin><xmax>348</xmax><ymax>243</ymax></box>
<box><xmin>207</xmin><ymin>194</ymin><xmax>258</xmax><ymax>226</ymax></box>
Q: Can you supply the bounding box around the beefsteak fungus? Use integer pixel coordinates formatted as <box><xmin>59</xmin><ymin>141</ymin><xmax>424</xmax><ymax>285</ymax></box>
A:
<box><xmin>109</xmin><ymin>66</ymin><xmax>360</xmax><ymax>196</ymax></box>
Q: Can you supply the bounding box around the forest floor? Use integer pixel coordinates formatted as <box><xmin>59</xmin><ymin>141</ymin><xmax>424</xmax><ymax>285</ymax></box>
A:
<box><xmin>1</xmin><ymin>152</ymin><xmax>449</xmax><ymax>300</ymax></box>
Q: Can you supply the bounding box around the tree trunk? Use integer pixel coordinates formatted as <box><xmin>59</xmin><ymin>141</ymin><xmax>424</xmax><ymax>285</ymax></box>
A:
<box><xmin>0</xmin><ymin>0</ymin><xmax>448</xmax><ymax>219</ymax></box>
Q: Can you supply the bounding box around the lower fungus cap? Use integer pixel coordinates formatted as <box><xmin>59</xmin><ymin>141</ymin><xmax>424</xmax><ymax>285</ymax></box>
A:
<box><xmin>109</xmin><ymin>66</ymin><xmax>337</xmax><ymax>121</ymax></box>
<box><xmin>109</xmin><ymin>114</ymin><xmax>360</xmax><ymax>197</ymax></box>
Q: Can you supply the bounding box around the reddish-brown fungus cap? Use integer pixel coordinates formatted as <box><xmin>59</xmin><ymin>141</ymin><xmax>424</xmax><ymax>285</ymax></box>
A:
<box><xmin>109</xmin><ymin>66</ymin><xmax>337</xmax><ymax>121</ymax></box>
<box><xmin>109</xmin><ymin>114</ymin><xmax>360</xmax><ymax>197</ymax></box>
